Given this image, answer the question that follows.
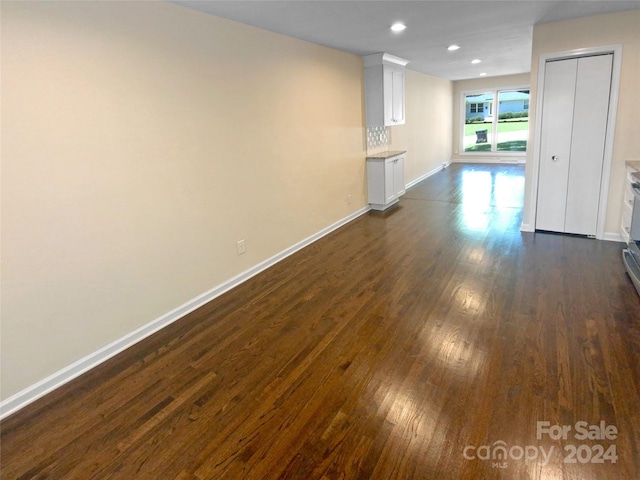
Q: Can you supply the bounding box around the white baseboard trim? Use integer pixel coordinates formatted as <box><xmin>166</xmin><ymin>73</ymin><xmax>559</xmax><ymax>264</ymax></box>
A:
<box><xmin>602</xmin><ymin>231</ymin><xmax>624</xmax><ymax>243</ymax></box>
<box><xmin>406</xmin><ymin>162</ymin><xmax>450</xmax><ymax>189</ymax></box>
<box><xmin>0</xmin><ymin>206</ymin><xmax>371</xmax><ymax>420</ymax></box>
<box><xmin>450</xmin><ymin>158</ymin><xmax>526</xmax><ymax>164</ymax></box>
<box><xmin>520</xmin><ymin>222</ymin><xmax>534</xmax><ymax>233</ymax></box>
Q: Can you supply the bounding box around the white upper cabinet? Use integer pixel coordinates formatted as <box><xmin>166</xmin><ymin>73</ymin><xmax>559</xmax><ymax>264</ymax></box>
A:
<box><xmin>363</xmin><ymin>53</ymin><xmax>409</xmax><ymax>127</ymax></box>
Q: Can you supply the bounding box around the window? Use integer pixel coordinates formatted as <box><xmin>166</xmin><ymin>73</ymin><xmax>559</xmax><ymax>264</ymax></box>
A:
<box><xmin>463</xmin><ymin>88</ymin><xmax>529</xmax><ymax>153</ymax></box>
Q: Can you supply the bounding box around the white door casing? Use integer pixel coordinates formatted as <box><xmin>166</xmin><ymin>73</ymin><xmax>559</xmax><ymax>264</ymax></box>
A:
<box><xmin>524</xmin><ymin>44</ymin><xmax>622</xmax><ymax>240</ymax></box>
<box><xmin>536</xmin><ymin>54</ymin><xmax>613</xmax><ymax>236</ymax></box>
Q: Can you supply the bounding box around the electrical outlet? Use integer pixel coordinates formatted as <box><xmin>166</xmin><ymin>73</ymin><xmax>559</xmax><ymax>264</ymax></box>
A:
<box><xmin>347</xmin><ymin>194</ymin><xmax>352</xmax><ymax>205</ymax></box>
<box><xmin>237</xmin><ymin>239</ymin><xmax>246</xmax><ymax>255</ymax></box>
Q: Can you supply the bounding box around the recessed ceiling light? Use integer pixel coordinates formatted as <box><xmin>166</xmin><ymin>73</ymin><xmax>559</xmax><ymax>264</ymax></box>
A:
<box><xmin>447</xmin><ymin>44</ymin><xmax>461</xmax><ymax>51</ymax></box>
<box><xmin>390</xmin><ymin>23</ymin><xmax>407</xmax><ymax>32</ymax></box>
<box><xmin>471</xmin><ymin>59</ymin><xmax>482</xmax><ymax>64</ymax></box>
<box><xmin>479</xmin><ymin>72</ymin><xmax>487</xmax><ymax>76</ymax></box>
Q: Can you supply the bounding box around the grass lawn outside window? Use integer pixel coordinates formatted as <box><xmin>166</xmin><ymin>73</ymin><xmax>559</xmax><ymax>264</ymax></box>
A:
<box><xmin>464</xmin><ymin>119</ymin><xmax>528</xmax><ymax>152</ymax></box>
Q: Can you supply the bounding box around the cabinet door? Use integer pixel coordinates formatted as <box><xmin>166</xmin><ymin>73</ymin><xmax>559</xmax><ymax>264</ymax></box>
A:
<box><xmin>384</xmin><ymin>158</ymin><xmax>396</xmax><ymax>203</ymax></box>
<box><xmin>383</xmin><ymin>68</ymin><xmax>405</xmax><ymax>126</ymax></box>
<box><xmin>383</xmin><ymin>68</ymin><xmax>394</xmax><ymax>126</ymax></box>
<box><xmin>393</xmin><ymin>156</ymin><xmax>405</xmax><ymax>197</ymax></box>
<box><xmin>391</xmin><ymin>70</ymin><xmax>405</xmax><ymax>125</ymax></box>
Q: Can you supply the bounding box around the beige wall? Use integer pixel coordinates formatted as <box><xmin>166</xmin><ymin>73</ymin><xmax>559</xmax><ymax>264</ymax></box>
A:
<box><xmin>451</xmin><ymin>73</ymin><xmax>531</xmax><ymax>163</ymax></box>
<box><xmin>1</xmin><ymin>1</ymin><xmax>366</xmax><ymax>399</ymax></box>
<box><xmin>523</xmin><ymin>10</ymin><xmax>640</xmax><ymax>233</ymax></box>
<box><xmin>388</xmin><ymin>70</ymin><xmax>453</xmax><ymax>182</ymax></box>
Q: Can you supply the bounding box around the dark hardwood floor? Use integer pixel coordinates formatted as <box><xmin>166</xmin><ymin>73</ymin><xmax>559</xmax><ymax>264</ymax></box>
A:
<box><xmin>2</xmin><ymin>163</ymin><xmax>639</xmax><ymax>479</ymax></box>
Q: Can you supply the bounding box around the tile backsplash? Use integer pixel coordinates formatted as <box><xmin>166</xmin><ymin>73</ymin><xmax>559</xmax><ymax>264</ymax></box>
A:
<box><xmin>366</xmin><ymin>126</ymin><xmax>389</xmax><ymax>151</ymax></box>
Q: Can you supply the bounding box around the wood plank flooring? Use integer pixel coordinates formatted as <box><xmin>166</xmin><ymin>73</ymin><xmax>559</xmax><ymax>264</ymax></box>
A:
<box><xmin>2</xmin><ymin>163</ymin><xmax>640</xmax><ymax>479</ymax></box>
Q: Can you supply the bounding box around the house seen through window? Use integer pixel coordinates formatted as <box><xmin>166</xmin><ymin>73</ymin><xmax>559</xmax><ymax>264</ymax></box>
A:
<box><xmin>463</xmin><ymin>89</ymin><xmax>529</xmax><ymax>153</ymax></box>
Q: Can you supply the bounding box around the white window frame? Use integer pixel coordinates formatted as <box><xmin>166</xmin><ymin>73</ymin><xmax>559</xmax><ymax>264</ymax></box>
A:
<box><xmin>459</xmin><ymin>85</ymin><xmax>530</xmax><ymax>157</ymax></box>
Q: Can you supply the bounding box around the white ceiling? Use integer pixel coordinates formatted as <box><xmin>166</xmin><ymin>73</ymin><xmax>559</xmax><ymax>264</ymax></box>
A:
<box><xmin>174</xmin><ymin>0</ymin><xmax>640</xmax><ymax>80</ymax></box>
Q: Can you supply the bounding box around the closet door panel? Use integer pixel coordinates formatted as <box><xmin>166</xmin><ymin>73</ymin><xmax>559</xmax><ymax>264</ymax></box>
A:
<box><xmin>564</xmin><ymin>54</ymin><xmax>613</xmax><ymax>235</ymax></box>
<box><xmin>535</xmin><ymin>59</ymin><xmax>577</xmax><ymax>233</ymax></box>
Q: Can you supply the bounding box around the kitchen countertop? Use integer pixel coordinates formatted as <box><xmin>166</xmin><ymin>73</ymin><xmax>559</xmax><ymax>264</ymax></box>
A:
<box><xmin>626</xmin><ymin>161</ymin><xmax>640</xmax><ymax>171</ymax></box>
<box><xmin>366</xmin><ymin>150</ymin><xmax>406</xmax><ymax>160</ymax></box>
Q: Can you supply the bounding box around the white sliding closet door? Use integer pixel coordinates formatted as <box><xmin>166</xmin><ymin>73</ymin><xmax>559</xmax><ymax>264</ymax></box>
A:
<box><xmin>536</xmin><ymin>54</ymin><xmax>613</xmax><ymax>236</ymax></box>
<box><xmin>536</xmin><ymin>59</ymin><xmax>576</xmax><ymax>233</ymax></box>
